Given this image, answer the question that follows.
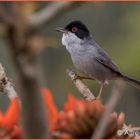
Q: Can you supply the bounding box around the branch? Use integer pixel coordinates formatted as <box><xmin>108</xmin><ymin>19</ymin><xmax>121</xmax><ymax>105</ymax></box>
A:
<box><xmin>0</xmin><ymin>64</ymin><xmax>17</xmax><ymax>100</ymax></box>
<box><xmin>2</xmin><ymin>3</ymin><xmax>84</xmax><ymax>138</ymax></box>
<box><xmin>93</xmin><ymin>80</ymin><xmax>126</xmax><ymax>138</ymax></box>
<box><xmin>67</xmin><ymin>69</ymin><xmax>95</xmax><ymax>101</ymax></box>
<box><xmin>6</xmin><ymin>4</ymin><xmax>48</xmax><ymax>138</ymax></box>
<box><xmin>28</xmin><ymin>2</ymin><xmax>81</xmax><ymax>27</ymax></box>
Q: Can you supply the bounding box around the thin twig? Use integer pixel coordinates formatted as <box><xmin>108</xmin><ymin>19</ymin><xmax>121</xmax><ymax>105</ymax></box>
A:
<box><xmin>0</xmin><ymin>64</ymin><xmax>17</xmax><ymax>100</ymax></box>
<box><xmin>93</xmin><ymin>80</ymin><xmax>126</xmax><ymax>138</ymax></box>
<box><xmin>67</xmin><ymin>69</ymin><xmax>95</xmax><ymax>101</ymax></box>
<box><xmin>28</xmin><ymin>2</ymin><xmax>81</xmax><ymax>27</ymax></box>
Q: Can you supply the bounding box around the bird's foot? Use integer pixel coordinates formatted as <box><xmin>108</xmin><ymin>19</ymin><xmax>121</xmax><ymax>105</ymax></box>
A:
<box><xmin>95</xmin><ymin>95</ymin><xmax>101</xmax><ymax>100</ymax></box>
<box><xmin>73</xmin><ymin>74</ymin><xmax>94</xmax><ymax>81</ymax></box>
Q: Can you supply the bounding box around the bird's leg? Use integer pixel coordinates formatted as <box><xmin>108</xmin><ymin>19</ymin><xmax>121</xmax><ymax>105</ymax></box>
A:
<box><xmin>96</xmin><ymin>81</ymin><xmax>104</xmax><ymax>99</ymax></box>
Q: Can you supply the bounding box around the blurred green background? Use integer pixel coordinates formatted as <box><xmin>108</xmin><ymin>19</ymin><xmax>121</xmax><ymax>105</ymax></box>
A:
<box><xmin>0</xmin><ymin>2</ymin><xmax>140</xmax><ymax>126</ymax></box>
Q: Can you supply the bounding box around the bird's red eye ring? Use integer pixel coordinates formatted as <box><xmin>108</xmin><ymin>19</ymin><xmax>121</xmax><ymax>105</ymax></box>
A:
<box><xmin>72</xmin><ymin>27</ymin><xmax>78</xmax><ymax>32</ymax></box>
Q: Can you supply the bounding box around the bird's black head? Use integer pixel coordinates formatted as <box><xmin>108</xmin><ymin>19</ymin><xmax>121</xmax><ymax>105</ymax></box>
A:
<box><xmin>64</xmin><ymin>21</ymin><xmax>90</xmax><ymax>39</ymax></box>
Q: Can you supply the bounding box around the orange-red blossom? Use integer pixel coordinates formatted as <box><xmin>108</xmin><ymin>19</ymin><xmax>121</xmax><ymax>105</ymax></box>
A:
<box><xmin>0</xmin><ymin>88</ymin><xmax>127</xmax><ymax>139</ymax></box>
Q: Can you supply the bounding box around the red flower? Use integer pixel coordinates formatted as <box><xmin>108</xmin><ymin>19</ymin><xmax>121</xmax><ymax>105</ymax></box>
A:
<box><xmin>0</xmin><ymin>88</ymin><xmax>130</xmax><ymax>139</ymax></box>
<box><xmin>0</xmin><ymin>97</ymin><xmax>21</xmax><ymax>139</ymax></box>
<box><xmin>41</xmin><ymin>88</ymin><xmax>58</xmax><ymax>131</ymax></box>
<box><xmin>40</xmin><ymin>88</ymin><xmax>129</xmax><ymax>139</ymax></box>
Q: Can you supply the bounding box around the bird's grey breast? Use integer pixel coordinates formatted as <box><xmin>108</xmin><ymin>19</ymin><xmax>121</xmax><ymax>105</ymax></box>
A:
<box><xmin>64</xmin><ymin>36</ymin><xmax>101</xmax><ymax>79</ymax></box>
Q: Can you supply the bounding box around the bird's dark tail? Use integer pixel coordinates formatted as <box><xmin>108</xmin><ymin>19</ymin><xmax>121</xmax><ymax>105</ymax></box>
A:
<box><xmin>122</xmin><ymin>75</ymin><xmax>140</xmax><ymax>89</ymax></box>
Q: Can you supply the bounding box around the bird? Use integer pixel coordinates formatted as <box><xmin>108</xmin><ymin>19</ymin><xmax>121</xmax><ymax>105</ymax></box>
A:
<box><xmin>56</xmin><ymin>20</ymin><xmax>140</xmax><ymax>99</ymax></box>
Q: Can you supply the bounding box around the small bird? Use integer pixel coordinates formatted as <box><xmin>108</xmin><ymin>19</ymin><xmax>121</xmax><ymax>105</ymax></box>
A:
<box><xmin>56</xmin><ymin>20</ymin><xmax>140</xmax><ymax>98</ymax></box>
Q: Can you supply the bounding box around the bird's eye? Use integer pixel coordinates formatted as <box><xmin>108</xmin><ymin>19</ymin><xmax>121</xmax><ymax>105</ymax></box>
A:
<box><xmin>72</xmin><ymin>27</ymin><xmax>78</xmax><ymax>32</ymax></box>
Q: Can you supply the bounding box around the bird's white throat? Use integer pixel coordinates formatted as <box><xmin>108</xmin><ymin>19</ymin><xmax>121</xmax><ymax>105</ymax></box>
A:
<box><xmin>62</xmin><ymin>32</ymin><xmax>82</xmax><ymax>53</ymax></box>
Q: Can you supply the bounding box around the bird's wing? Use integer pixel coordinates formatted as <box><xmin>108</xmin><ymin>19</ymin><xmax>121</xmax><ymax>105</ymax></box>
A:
<box><xmin>88</xmin><ymin>38</ymin><xmax>122</xmax><ymax>75</ymax></box>
<box><xmin>95</xmin><ymin>56</ymin><xmax>122</xmax><ymax>75</ymax></box>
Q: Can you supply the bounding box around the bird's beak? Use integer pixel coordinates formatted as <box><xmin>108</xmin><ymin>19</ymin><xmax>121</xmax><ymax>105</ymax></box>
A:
<box><xmin>55</xmin><ymin>27</ymin><xmax>67</xmax><ymax>33</ymax></box>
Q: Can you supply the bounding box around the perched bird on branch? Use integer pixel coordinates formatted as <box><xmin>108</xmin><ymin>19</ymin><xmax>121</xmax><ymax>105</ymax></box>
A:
<box><xmin>56</xmin><ymin>20</ymin><xmax>140</xmax><ymax>98</ymax></box>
